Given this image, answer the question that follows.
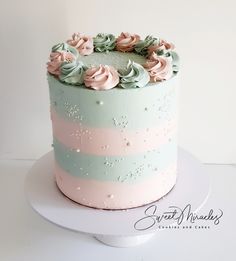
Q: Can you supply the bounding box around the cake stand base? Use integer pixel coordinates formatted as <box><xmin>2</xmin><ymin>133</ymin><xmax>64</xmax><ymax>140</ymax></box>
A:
<box><xmin>94</xmin><ymin>233</ymin><xmax>156</xmax><ymax>247</ymax></box>
<box><xmin>25</xmin><ymin>148</ymin><xmax>210</xmax><ymax>247</ymax></box>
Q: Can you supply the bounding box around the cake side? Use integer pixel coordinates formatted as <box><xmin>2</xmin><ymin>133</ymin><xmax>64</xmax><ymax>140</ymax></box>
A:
<box><xmin>47</xmin><ymin>32</ymin><xmax>179</xmax><ymax>209</ymax></box>
<box><xmin>48</xmin><ymin>75</ymin><xmax>178</xmax><ymax>209</ymax></box>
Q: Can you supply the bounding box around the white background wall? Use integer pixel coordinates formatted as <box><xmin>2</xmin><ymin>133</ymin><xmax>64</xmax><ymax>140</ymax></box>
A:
<box><xmin>0</xmin><ymin>0</ymin><xmax>235</xmax><ymax>163</ymax></box>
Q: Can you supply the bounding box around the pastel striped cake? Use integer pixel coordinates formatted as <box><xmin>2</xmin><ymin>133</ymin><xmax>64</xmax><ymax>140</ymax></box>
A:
<box><xmin>47</xmin><ymin>32</ymin><xmax>179</xmax><ymax>209</ymax></box>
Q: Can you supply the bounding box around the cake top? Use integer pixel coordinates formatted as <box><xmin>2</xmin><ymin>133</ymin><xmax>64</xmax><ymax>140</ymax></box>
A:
<box><xmin>47</xmin><ymin>32</ymin><xmax>179</xmax><ymax>91</ymax></box>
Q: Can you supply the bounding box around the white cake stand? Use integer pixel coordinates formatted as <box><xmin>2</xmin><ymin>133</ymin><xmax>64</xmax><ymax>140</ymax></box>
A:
<box><xmin>25</xmin><ymin>148</ymin><xmax>210</xmax><ymax>247</ymax></box>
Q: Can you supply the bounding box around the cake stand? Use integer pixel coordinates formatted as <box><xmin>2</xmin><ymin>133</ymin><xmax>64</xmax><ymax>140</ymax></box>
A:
<box><xmin>25</xmin><ymin>148</ymin><xmax>210</xmax><ymax>247</ymax></box>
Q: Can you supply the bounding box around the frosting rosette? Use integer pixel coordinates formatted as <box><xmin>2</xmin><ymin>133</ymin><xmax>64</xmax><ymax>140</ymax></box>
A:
<box><xmin>116</xmin><ymin>32</ymin><xmax>140</xmax><ymax>52</ymax></box>
<box><xmin>147</xmin><ymin>39</ymin><xmax>179</xmax><ymax>73</ymax></box>
<box><xmin>47</xmin><ymin>33</ymin><xmax>179</xmax><ymax>89</ymax></box>
<box><xmin>84</xmin><ymin>65</ymin><xmax>119</xmax><ymax>90</ymax></box>
<box><xmin>147</xmin><ymin>39</ymin><xmax>175</xmax><ymax>56</ymax></box>
<box><xmin>143</xmin><ymin>52</ymin><xmax>172</xmax><ymax>82</ymax></box>
<box><xmin>59</xmin><ymin>60</ymin><xmax>87</xmax><ymax>85</ymax></box>
<box><xmin>67</xmin><ymin>33</ymin><xmax>94</xmax><ymax>56</ymax></box>
<box><xmin>134</xmin><ymin>35</ymin><xmax>158</xmax><ymax>56</ymax></box>
<box><xmin>51</xmin><ymin>42</ymin><xmax>78</xmax><ymax>57</ymax></box>
<box><xmin>119</xmin><ymin>60</ymin><xmax>150</xmax><ymax>88</ymax></box>
<box><xmin>170</xmin><ymin>51</ymin><xmax>180</xmax><ymax>73</ymax></box>
<box><xmin>93</xmin><ymin>33</ymin><xmax>116</xmax><ymax>52</ymax></box>
<box><xmin>47</xmin><ymin>51</ymin><xmax>75</xmax><ymax>76</ymax></box>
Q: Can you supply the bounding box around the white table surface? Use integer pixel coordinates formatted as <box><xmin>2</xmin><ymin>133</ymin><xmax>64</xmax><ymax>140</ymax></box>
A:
<box><xmin>0</xmin><ymin>159</ymin><xmax>235</xmax><ymax>261</ymax></box>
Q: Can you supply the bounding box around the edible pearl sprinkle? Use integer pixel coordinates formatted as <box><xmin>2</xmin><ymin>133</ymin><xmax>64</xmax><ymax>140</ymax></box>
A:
<box><xmin>96</xmin><ymin>100</ymin><xmax>104</xmax><ymax>105</ymax></box>
<box><xmin>108</xmin><ymin>194</ymin><xmax>114</xmax><ymax>199</ymax></box>
<box><xmin>76</xmin><ymin>187</ymin><xmax>81</xmax><ymax>190</ymax></box>
<box><xmin>102</xmin><ymin>145</ymin><xmax>110</xmax><ymax>149</ymax></box>
<box><xmin>64</xmin><ymin>102</ymin><xmax>80</xmax><ymax>119</ymax></box>
<box><xmin>76</xmin><ymin>149</ymin><xmax>80</xmax><ymax>152</ymax></box>
<box><xmin>126</xmin><ymin>142</ymin><xmax>131</xmax><ymax>146</ymax></box>
<box><xmin>112</xmin><ymin>118</ymin><xmax>118</xmax><ymax>126</ymax></box>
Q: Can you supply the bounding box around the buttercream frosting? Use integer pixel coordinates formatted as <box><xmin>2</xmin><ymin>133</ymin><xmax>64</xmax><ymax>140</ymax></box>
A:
<box><xmin>67</xmin><ymin>33</ymin><xmax>94</xmax><ymax>56</ymax></box>
<box><xmin>47</xmin><ymin>51</ymin><xmax>75</xmax><ymax>76</ymax></box>
<box><xmin>59</xmin><ymin>60</ymin><xmax>87</xmax><ymax>85</ymax></box>
<box><xmin>48</xmin><ymin>67</ymin><xmax>178</xmax><ymax>209</ymax></box>
<box><xmin>144</xmin><ymin>52</ymin><xmax>172</xmax><ymax>82</ymax></box>
<box><xmin>48</xmin><ymin>32</ymin><xmax>179</xmax><ymax>89</ymax></box>
<box><xmin>134</xmin><ymin>35</ymin><xmax>158</xmax><ymax>56</ymax></box>
<box><xmin>119</xmin><ymin>60</ymin><xmax>150</xmax><ymax>88</ymax></box>
<box><xmin>116</xmin><ymin>32</ymin><xmax>140</xmax><ymax>52</ymax></box>
<box><xmin>147</xmin><ymin>39</ymin><xmax>175</xmax><ymax>56</ymax></box>
<box><xmin>169</xmin><ymin>51</ymin><xmax>180</xmax><ymax>73</ymax></box>
<box><xmin>84</xmin><ymin>65</ymin><xmax>119</xmax><ymax>90</ymax></box>
<box><xmin>55</xmin><ymin>162</ymin><xmax>176</xmax><ymax>209</ymax></box>
<box><xmin>51</xmin><ymin>42</ymin><xmax>78</xmax><ymax>57</ymax></box>
<box><xmin>93</xmin><ymin>33</ymin><xmax>116</xmax><ymax>52</ymax></box>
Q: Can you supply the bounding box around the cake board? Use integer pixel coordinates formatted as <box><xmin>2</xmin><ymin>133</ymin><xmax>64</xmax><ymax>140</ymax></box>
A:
<box><xmin>25</xmin><ymin>148</ymin><xmax>210</xmax><ymax>247</ymax></box>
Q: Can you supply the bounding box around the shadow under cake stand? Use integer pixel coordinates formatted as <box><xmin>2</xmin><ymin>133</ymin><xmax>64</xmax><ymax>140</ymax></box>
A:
<box><xmin>25</xmin><ymin>148</ymin><xmax>210</xmax><ymax>247</ymax></box>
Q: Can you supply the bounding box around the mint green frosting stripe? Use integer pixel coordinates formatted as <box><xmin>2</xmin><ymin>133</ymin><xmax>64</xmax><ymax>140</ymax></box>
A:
<box><xmin>53</xmin><ymin>138</ymin><xmax>177</xmax><ymax>184</ymax></box>
<box><xmin>48</xmin><ymin>75</ymin><xmax>177</xmax><ymax>129</ymax></box>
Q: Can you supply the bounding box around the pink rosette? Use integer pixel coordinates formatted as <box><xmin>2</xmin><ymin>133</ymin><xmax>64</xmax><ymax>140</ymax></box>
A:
<box><xmin>143</xmin><ymin>52</ymin><xmax>172</xmax><ymax>82</ymax></box>
<box><xmin>148</xmin><ymin>39</ymin><xmax>175</xmax><ymax>57</ymax></box>
<box><xmin>84</xmin><ymin>65</ymin><xmax>119</xmax><ymax>90</ymax></box>
<box><xmin>47</xmin><ymin>51</ymin><xmax>75</xmax><ymax>76</ymax></box>
<box><xmin>67</xmin><ymin>33</ymin><xmax>94</xmax><ymax>56</ymax></box>
<box><xmin>116</xmin><ymin>32</ymin><xmax>140</xmax><ymax>52</ymax></box>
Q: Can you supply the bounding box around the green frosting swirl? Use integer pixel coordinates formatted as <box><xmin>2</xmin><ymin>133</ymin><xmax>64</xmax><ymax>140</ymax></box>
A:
<box><xmin>134</xmin><ymin>35</ymin><xmax>158</xmax><ymax>56</ymax></box>
<box><xmin>52</xmin><ymin>42</ymin><xmax>78</xmax><ymax>58</ymax></box>
<box><xmin>93</xmin><ymin>33</ymin><xmax>116</xmax><ymax>52</ymax></box>
<box><xmin>169</xmin><ymin>51</ymin><xmax>180</xmax><ymax>73</ymax></box>
<box><xmin>59</xmin><ymin>60</ymin><xmax>87</xmax><ymax>85</ymax></box>
<box><xmin>119</xmin><ymin>61</ymin><xmax>150</xmax><ymax>89</ymax></box>
<box><xmin>159</xmin><ymin>51</ymin><xmax>179</xmax><ymax>73</ymax></box>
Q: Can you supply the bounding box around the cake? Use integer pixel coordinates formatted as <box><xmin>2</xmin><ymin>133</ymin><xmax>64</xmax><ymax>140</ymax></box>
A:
<box><xmin>47</xmin><ymin>32</ymin><xmax>179</xmax><ymax>210</ymax></box>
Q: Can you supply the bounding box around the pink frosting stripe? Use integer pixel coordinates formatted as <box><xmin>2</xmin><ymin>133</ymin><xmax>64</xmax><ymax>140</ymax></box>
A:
<box><xmin>54</xmin><ymin>162</ymin><xmax>177</xmax><ymax>209</ymax></box>
<box><xmin>51</xmin><ymin>108</ymin><xmax>177</xmax><ymax>156</ymax></box>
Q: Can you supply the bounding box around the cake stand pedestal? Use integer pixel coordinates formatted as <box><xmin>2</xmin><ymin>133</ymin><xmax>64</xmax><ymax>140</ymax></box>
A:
<box><xmin>25</xmin><ymin>148</ymin><xmax>210</xmax><ymax>247</ymax></box>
